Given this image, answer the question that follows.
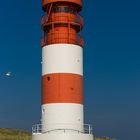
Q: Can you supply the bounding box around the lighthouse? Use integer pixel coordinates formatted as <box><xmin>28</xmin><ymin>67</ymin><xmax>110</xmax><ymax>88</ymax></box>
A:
<box><xmin>32</xmin><ymin>0</ymin><xmax>94</xmax><ymax>140</ymax></box>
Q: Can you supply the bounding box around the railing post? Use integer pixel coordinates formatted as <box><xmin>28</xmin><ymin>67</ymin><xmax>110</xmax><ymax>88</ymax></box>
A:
<box><xmin>89</xmin><ymin>125</ymin><xmax>91</xmax><ymax>134</ymax></box>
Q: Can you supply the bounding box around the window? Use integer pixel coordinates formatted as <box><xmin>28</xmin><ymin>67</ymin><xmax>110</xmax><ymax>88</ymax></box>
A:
<box><xmin>53</xmin><ymin>7</ymin><xmax>76</xmax><ymax>13</ymax></box>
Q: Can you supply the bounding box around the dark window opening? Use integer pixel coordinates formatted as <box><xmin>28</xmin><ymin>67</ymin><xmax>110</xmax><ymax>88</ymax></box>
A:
<box><xmin>53</xmin><ymin>7</ymin><xmax>76</xmax><ymax>13</ymax></box>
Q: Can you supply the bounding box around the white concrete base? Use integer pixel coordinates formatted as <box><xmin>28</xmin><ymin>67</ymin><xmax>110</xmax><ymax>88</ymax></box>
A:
<box><xmin>32</xmin><ymin>133</ymin><xmax>94</xmax><ymax>140</ymax></box>
<box><xmin>41</xmin><ymin>104</ymin><xmax>84</xmax><ymax>132</ymax></box>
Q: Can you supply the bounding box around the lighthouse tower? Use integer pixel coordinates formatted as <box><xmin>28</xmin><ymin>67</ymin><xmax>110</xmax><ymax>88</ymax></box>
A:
<box><xmin>32</xmin><ymin>0</ymin><xmax>94</xmax><ymax>140</ymax></box>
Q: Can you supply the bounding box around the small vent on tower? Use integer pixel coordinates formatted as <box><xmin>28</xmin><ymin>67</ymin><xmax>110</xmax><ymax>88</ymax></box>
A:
<box><xmin>42</xmin><ymin>108</ymin><xmax>45</xmax><ymax>113</ymax></box>
<box><xmin>77</xmin><ymin>59</ymin><xmax>80</xmax><ymax>62</ymax></box>
<box><xmin>70</xmin><ymin>87</ymin><xmax>74</xmax><ymax>91</ymax></box>
<box><xmin>47</xmin><ymin>77</ymin><xmax>51</xmax><ymax>81</ymax></box>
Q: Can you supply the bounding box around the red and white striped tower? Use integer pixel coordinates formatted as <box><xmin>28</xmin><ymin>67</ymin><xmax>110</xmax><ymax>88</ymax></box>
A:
<box><xmin>32</xmin><ymin>0</ymin><xmax>94</xmax><ymax>140</ymax></box>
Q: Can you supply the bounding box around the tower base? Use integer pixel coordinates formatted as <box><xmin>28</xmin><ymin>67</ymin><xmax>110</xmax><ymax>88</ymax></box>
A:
<box><xmin>32</xmin><ymin>133</ymin><xmax>94</xmax><ymax>140</ymax></box>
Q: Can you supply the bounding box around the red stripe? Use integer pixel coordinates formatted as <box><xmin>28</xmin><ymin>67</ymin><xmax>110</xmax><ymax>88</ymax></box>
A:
<box><xmin>42</xmin><ymin>73</ymin><xmax>83</xmax><ymax>104</ymax></box>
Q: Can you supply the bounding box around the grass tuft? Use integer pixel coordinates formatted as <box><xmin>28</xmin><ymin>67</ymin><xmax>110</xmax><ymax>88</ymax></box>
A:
<box><xmin>0</xmin><ymin>128</ymin><xmax>31</xmax><ymax>140</ymax></box>
<box><xmin>0</xmin><ymin>128</ymin><xmax>114</xmax><ymax>140</ymax></box>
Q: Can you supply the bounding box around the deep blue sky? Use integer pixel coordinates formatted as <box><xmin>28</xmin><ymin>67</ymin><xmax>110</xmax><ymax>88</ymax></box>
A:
<box><xmin>0</xmin><ymin>0</ymin><xmax>139</xmax><ymax>140</ymax></box>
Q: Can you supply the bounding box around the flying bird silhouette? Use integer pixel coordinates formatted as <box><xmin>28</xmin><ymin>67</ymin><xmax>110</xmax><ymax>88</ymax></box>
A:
<box><xmin>5</xmin><ymin>72</ymin><xmax>11</xmax><ymax>77</ymax></box>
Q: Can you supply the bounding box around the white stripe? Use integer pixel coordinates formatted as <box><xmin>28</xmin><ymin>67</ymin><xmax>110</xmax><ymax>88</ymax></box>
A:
<box><xmin>42</xmin><ymin>44</ymin><xmax>83</xmax><ymax>76</ymax></box>
<box><xmin>41</xmin><ymin>103</ymin><xmax>84</xmax><ymax>132</ymax></box>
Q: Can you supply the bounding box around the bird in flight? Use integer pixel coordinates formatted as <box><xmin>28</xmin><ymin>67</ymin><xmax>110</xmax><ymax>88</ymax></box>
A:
<box><xmin>5</xmin><ymin>72</ymin><xmax>12</xmax><ymax>77</ymax></box>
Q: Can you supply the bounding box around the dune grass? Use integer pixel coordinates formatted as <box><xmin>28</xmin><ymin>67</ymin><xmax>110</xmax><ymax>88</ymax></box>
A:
<box><xmin>0</xmin><ymin>128</ymin><xmax>31</xmax><ymax>140</ymax></box>
<box><xmin>0</xmin><ymin>128</ymin><xmax>113</xmax><ymax>140</ymax></box>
